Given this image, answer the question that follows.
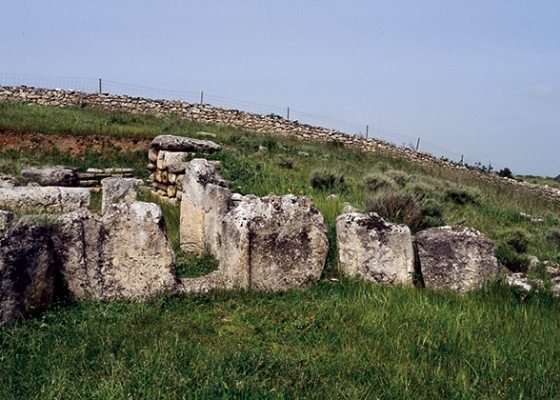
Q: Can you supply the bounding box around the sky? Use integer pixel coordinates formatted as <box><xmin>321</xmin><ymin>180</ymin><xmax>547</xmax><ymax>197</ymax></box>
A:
<box><xmin>1</xmin><ymin>0</ymin><xmax>559</xmax><ymax>176</ymax></box>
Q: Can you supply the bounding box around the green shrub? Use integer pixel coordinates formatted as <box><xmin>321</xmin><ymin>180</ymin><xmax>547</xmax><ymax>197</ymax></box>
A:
<box><xmin>503</xmin><ymin>229</ymin><xmax>531</xmax><ymax>253</ymax></box>
<box><xmin>363</xmin><ymin>172</ymin><xmax>395</xmax><ymax>192</ymax></box>
<box><xmin>366</xmin><ymin>190</ymin><xmax>426</xmax><ymax>233</ymax></box>
<box><xmin>445</xmin><ymin>186</ymin><xmax>482</xmax><ymax>205</ymax></box>
<box><xmin>495</xmin><ymin>241</ymin><xmax>531</xmax><ymax>272</ymax></box>
<box><xmin>310</xmin><ymin>169</ymin><xmax>347</xmax><ymax>192</ymax></box>
<box><xmin>386</xmin><ymin>170</ymin><xmax>411</xmax><ymax>187</ymax></box>
<box><xmin>546</xmin><ymin>228</ymin><xmax>560</xmax><ymax>247</ymax></box>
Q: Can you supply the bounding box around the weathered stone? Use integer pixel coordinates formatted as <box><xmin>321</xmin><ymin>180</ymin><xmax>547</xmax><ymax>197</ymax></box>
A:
<box><xmin>161</xmin><ymin>151</ymin><xmax>189</xmax><ymax>171</ymax></box>
<box><xmin>197</xmin><ymin>131</ymin><xmax>217</xmax><ymax>138</ymax></box>
<box><xmin>147</xmin><ymin>163</ymin><xmax>157</xmax><ymax>172</ymax></box>
<box><xmin>342</xmin><ymin>202</ymin><xmax>359</xmax><ymax>213</ymax></box>
<box><xmin>148</xmin><ymin>148</ymin><xmax>159</xmax><ymax>162</ymax></box>
<box><xmin>0</xmin><ymin>187</ymin><xmax>90</xmax><ymax>212</ymax></box>
<box><xmin>218</xmin><ymin>194</ymin><xmax>328</xmax><ymax>291</ymax></box>
<box><xmin>337</xmin><ymin>212</ymin><xmax>414</xmax><ymax>285</ymax></box>
<box><xmin>86</xmin><ymin>168</ymin><xmax>104</xmax><ymax>174</ymax></box>
<box><xmin>101</xmin><ymin>177</ymin><xmax>139</xmax><ymax>215</ymax></box>
<box><xmin>0</xmin><ymin>174</ymin><xmax>16</xmax><ymax>189</ymax></box>
<box><xmin>21</xmin><ymin>166</ymin><xmax>77</xmax><ymax>186</ymax></box>
<box><xmin>0</xmin><ymin>218</ymin><xmax>57</xmax><ymax>325</ymax></box>
<box><xmin>151</xmin><ymin>135</ymin><xmax>221</xmax><ymax>153</ymax></box>
<box><xmin>180</xmin><ymin>159</ymin><xmax>231</xmax><ymax>258</ymax></box>
<box><xmin>53</xmin><ymin>203</ymin><xmax>177</xmax><ymax>300</ymax></box>
<box><xmin>416</xmin><ymin>226</ymin><xmax>499</xmax><ymax>292</ymax></box>
<box><xmin>0</xmin><ymin>211</ymin><xmax>16</xmax><ymax>231</ymax></box>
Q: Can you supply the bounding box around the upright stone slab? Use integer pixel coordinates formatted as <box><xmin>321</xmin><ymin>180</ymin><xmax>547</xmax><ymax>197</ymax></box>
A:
<box><xmin>416</xmin><ymin>226</ymin><xmax>499</xmax><ymax>292</ymax></box>
<box><xmin>101</xmin><ymin>177</ymin><xmax>139</xmax><ymax>215</ymax></box>
<box><xmin>218</xmin><ymin>195</ymin><xmax>329</xmax><ymax>291</ymax></box>
<box><xmin>0</xmin><ymin>219</ymin><xmax>57</xmax><ymax>325</ymax></box>
<box><xmin>336</xmin><ymin>212</ymin><xmax>414</xmax><ymax>285</ymax></box>
<box><xmin>53</xmin><ymin>202</ymin><xmax>177</xmax><ymax>300</ymax></box>
<box><xmin>21</xmin><ymin>166</ymin><xmax>78</xmax><ymax>186</ymax></box>
<box><xmin>180</xmin><ymin>159</ymin><xmax>231</xmax><ymax>258</ymax></box>
<box><xmin>0</xmin><ymin>187</ymin><xmax>90</xmax><ymax>213</ymax></box>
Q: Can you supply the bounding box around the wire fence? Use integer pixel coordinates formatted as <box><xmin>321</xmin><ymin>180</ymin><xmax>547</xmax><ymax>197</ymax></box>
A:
<box><xmin>0</xmin><ymin>72</ymin><xmax>502</xmax><ymax>171</ymax></box>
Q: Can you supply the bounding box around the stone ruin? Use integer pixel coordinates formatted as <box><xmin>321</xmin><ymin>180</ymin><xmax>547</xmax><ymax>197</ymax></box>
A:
<box><xmin>1</xmin><ymin>133</ymin><xmax>556</xmax><ymax>326</ymax></box>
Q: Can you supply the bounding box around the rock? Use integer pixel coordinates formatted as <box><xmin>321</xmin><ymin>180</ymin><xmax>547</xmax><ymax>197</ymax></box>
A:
<box><xmin>0</xmin><ymin>218</ymin><xmax>58</xmax><ymax>325</ymax></box>
<box><xmin>159</xmin><ymin>151</ymin><xmax>190</xmax><ymax>172</ymax></box>
<box><xmin>218</xmin><ymin>195</ymin><xmax>328</xmax><ymax>291</ymax></box>
<box><xmin>0</xmin><ymin>174</ymin><xmax>16</xmax><ymax>189</ymax></box>
<box><xmin>151</xmin><ymin>135</ymin><xmax>221</xmax><ymax>153</ymax></box>
<box><xmin>527</xmin><ymin>255</ymin><xmax>540</xmax><ymax>267</ymax></box>
<box><xmin>178</xmin><ymin>270</ymin><xmax>221</xmax><ymax>294</ymax></box>
<box><xmin>53</xmin><ymin>203</ymin><xmax>177</xmax><ymax>300</ymax></box>
<box><xmin>197</xmin><ymin>131</ymin><xmax>217</xmax><ymax>138</ymax></box>
<box><xmin>86</xmin><ymin>168</ymin><xmax>104</xmax><ymax>174</ymax></box>
<box><xmin>552</xmin><ymin>283</ymin><xmax>560</xmax><ymax>298</ymax></box>
<box><xmin>336</xmin><ymin>212</ymin><xmax>414</xmax><ymax>285</ymax></box>
<box><xmin>0</xmin><ymin>187</ymin><xmax>90</xmax><ymax>212</ymax></box>
<box><xmin>101</xmin><ymin>177</ymin><xmax>139</xmax><ymax>215</ymax></box>
<box><xmin>326</xmin><ymin>194</ymin><xmax>338</xmax><ymax>200</ymax></box>
<box><xmin>342</xmin><ymin>202</ymin><xmax>360</xmax><ymax>213</ymax></box>
<box><xmin>0</xmin><ymin>210</ymin><xmax>16</xmax><ymax>231</ymax></box>
<box><xmin>20</xmin><ymin>166</ymin><xmax>77</xmax><ymax>186</ymax></box>
<box><xmin>416</xmin><ymin>226</ymin><xmax>499</xmax><ymax>292</ymax></box>
<box><xmin>180</xmin><ymin>159</ymin><xmax>231</xmax><ymax>258</ymax></box>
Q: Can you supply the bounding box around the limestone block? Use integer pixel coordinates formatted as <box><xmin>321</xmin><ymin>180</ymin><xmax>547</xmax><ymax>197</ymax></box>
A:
<box><xmin>151</xmin><ymin>135</ymin><xmax>221</xmax><ymax>153</ymax></box>
<box><xmin>21</xmin><ymin>166</ymin><xmax>77</xmax><ymax>187</ymax></box>
<box><xmin>416</xmin><ymin>226</ymin><xmax>499</xmax><ymax>292</ymax></box>
<box><xmin>0</xmin><ymin>219</ymin><xmax>57</xmax><ymax>325</ymax></box>
<box><xmin>0</xmin><ymin>187</ymin><xmax>90</xmax><ymax>212</ymax></box>
<box><xmin>0</xmin><ymin>210</ymin><xmax>16</xmax><ymax>231</ymax></box>
<box><xmin>162</xmin><ymin>152</ymin><xmax>189</xmax><ymax>171</ymax></box>
<box><xmin>180</xmin><ymin>159</ymin><xmax>231</xmax><ymax>258</ymax></box>
<box><xmin>148</xmin><ymin>148</ymin><xmax>159</xmax><ymax>162</ymax></box>
<box><xmin>336</xmin><ymin>212</ymin><xmax>414</xmax><ymax>285</ymax></box>
<box><xmin>101</xmin><ymin>177</ymin><xmax>139</xmax><ymax>215</ymax></box>
<box><xmin>53</xmin><ymin>203</ymin><xmax>177</xmax><ymax>300</ymax></box>
<box><xmin>218</xmin><ymin>194</ymin><xmax>328</xmax><ymax>291</ymax></box>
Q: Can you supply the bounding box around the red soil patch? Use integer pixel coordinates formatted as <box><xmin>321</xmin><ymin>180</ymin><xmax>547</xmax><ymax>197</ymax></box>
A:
<box><xmin>0</xmin><ymin>129</ymin><xmax>154</xmax><ymax>155</ymax></box>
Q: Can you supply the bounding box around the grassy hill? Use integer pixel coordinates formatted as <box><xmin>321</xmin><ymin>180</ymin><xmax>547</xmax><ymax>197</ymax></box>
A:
<box><xmin>1</xmin><ymin>101</ymin><xmax>560</xmax><ymax>398</ymax></box>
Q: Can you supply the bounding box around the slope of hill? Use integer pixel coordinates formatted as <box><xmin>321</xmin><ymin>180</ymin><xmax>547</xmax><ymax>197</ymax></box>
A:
<box><xmin>1</xmin><ymin>99</ymin><xmax>560</xmax><ymax>399</ymax></box>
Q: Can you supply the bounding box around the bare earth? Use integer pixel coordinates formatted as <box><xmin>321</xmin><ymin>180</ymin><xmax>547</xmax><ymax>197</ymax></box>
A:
<box><xmin>0</xmin><ymin>130</ymin><xmax>153</xmax><ymax>155</ymax></box>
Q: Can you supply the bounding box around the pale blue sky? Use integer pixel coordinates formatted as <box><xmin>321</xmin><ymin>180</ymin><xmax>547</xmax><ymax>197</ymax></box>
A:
<box><xmin>2</xmin><ymin>1</ymin><xmax>559</xmax><ymax>176</ymax></box>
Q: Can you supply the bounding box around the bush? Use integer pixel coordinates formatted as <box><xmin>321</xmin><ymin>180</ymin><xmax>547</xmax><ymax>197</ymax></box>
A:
<box><xmin>386</xmin><ymin>170</ymin><xmax>411</xmax><ymax>187</ymax></box>
<box><xmin>495</xmin><ymin>242</ymin><xmax>530</xmax><ymax>273</ymax></box>
<box><xmin>546</xmin><ymin>228</ymin><xmax>560</xmax><ymax>247</ymax></box>
<box><xmin>503</xmin><ymin>229</ymin><xmax>531</xmax><ymax>253</ymax></box>
<box><xmin>498</xmin><ymin>167</ymin><xmax>513</xmax><ymax>179</ymax></box>
<box><xmin>366</xmin><ymin>190</ymin><xmax>426</xmax><ymax>233</ymax></box>
<box><xmin>310</xmin><ymin>170</ymin><xmax>347</xmax><ymax>192</ymax></box>
<box><xmin>363</xmin><ymin>173</ymin><xmax>395</xmax><ymax>192</ymax></box>
<box><xmin>445</xmin><ymin>186</ymin><xmax>482</xmax><ymax>205</ymax></box>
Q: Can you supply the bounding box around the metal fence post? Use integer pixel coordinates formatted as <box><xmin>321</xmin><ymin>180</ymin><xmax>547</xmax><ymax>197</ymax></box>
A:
<box><xmin>99</xmin><ymin>78</ymin><xmax>102</xmax><ymax>94</ymax></box>
<box><xmin>200</xmin><ymin>91</ymin><xmax>204</xmax><ymax>104</ymax></box>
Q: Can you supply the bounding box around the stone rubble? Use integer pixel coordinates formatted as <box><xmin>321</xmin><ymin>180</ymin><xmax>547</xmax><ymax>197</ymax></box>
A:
<box><xmin>3</xmin><ymin>85</ymin><xmax>560</xmax><ymax>205</ymax></box>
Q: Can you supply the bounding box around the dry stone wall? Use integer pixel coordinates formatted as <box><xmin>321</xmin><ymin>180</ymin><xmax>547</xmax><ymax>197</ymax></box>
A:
<box><xmin>2</xmin><ymin>85</ymin><xmax>560</xmax><ymax>204</ymax></box>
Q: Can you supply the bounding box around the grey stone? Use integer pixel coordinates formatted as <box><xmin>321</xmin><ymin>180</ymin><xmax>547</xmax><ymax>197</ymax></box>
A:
<box><xmin>54</xmin><ymin>202</ymin><xmax>177</xmax><ymax>300</ymax></box>
<box><xmin>0</xmin><ymin>210</ymin><xmax>16</xmax><ymax>231</ymax></box>
<box><xmin>0</xmin><ymin>218</ymin><xmax>57</xmax><ymax>325</ymax></box>
<box><xmin>151</xmin><ymin>135</ymin><xmax>221</xmax><ymax>152</ymax></box>
<box><xmin>337</xmin><ymin>212</ymin><xmax>414</xmax><ymax>285</ymax></box>
<box><xmin>180</xmin><ymin>159</ymin><xmax>231</xmax><ymax>258</ymax></box>
<box><xmin>218</xmin><ymin>195</ymin><xmax>328</xmax><ymax>291</ymax></box>
<box><xmin>21</xmin><ymin>166</ymin><xmax>77</xmax><ymax>186</ymax></box>
<box><xmin>0</xmin><ymin>187</ymin><xmax>90</xmax><ymax>212</ymax></box>
<box><xmin>101</xmin><ymin>177</ymin><xmax>139</xmax><ymax>215</ymax></box>
<box><xmin>416</xmin><ymin>226</ymin><xmax>500</xmax><ymax>292</ymax></box>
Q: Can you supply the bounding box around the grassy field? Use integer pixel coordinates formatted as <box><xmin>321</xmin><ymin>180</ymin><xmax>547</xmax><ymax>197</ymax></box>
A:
<box><xmin>1</xmin><ymin>100</ymin><xmax>560</xmax><ymax>398</ymax></box>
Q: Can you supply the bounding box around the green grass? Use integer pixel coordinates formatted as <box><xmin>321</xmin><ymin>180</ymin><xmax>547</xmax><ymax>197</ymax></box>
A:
<box><xmin>1</xmin><ymin>280</ymin><xmax>560</xmax><ymax>399</ymax></box>
<box><xmin>2</xmin><ymin>100</ymin><xmax>560</xmax><ymax>398</ymax></box>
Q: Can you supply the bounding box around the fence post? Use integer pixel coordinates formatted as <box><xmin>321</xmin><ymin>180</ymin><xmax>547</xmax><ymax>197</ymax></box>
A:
<box><xmin>366</xmin><ymin>125</ymin><xmax>369</xmax><ymax>139</ymax></box>
<box><xmin>287</xmin><ymin>107</ymin><xmax>290</xmax><ymax>120</ymax></box>
<box><xmin>200</xmin><ymin>91</ymin><xmax>204</xmax><ymax>105</ymax></box>
<box><xmin>460</xmin><ymin>155</ymin><xmax>464</xmax><ymax>164</ymax></box>
<box><xmin>416</xmin><ymin>138</ymin><xmax>420</xmax><ymax>151</ymax></box>
<box><xmin>99</xmin><ymin>78</ymin><xmax>102</xmax><ymax>94</ymax></box>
